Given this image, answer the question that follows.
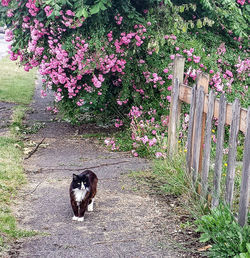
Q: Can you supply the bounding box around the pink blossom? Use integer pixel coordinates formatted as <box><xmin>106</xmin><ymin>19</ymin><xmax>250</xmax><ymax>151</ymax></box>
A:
<box><xmin>225</xmin><ymin>70</ymin><xmax>233</xmax><ymax>77</ymax></box>
<box><xmin>1</xmin><ymin>0</ymin><xmax>10</xmax><ymax>6</ymax></box>
<box><xmin>7</xmin><ymin>9</ymin><xmax>13</xmax><ymax>17</ymax></box>
<box><xmin>237</xmin><ymin>0</ymin><xmax>245</xmax><ymax>5</ymax></box>
<box><xmin>44</xmin><ymin>6</ymin><xmax>53</xmax><ymax>16</ymax></box>
<box><xmin>132</xmin><ymin>151</ymin><xmax>138</xmax><ymax>157</ymax></box>
<box><xmin>163</xmin><ymin>68</ymin><xmax>168</xmax><ymax>73</ymax></box>
<box><xmin>40</xmin><ymin>90</ymin><xmax>47</xmax><ymax>98</ymax></box>
<box><xmin>170</xmin><ymin>55</ymin><xmax>175</xmax><ymax>60</ymax></box>
<box><xmin>4</xmin><ymin>29</ymin><xmax>13</xmax><ymax>42</ymax></box>
<box><xmin>149</xmin><ymin>138</ymin><xmax>157</xmax><ymax>146</ymax></box>
<box><xmin>168</xmin><ymin>74</ymin><xmax>173</xmax><ymax>80</ymax></box>
<box><xmin>155</xmin><ymin>152</ymin><xmax>163</xmax><ymax>158</ymax></box>
<box><xmin>193</xmin><ymin>55</ymin><xmax>201</xmax><ymax>63</ymax></box>
<box><xmin>66</xmin><ymin>10</ymin><xmax>75</xmax><ymax>16</ymax></box>
<box><xmin>115</xmin><ymin>119</ymin><xmax>123</xmax><ymax>128</ymax></box>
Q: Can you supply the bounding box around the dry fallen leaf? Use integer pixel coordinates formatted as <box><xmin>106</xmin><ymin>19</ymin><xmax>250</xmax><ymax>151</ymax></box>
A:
<box><xmin>198</xmin><ymin>245</ymin><xmax>212</xmax><ymax>252</ymax></box>
<box><xmin>23</xmin><ymin>147</ymin><xmax>33</xmax><ymax>155</ymax></box>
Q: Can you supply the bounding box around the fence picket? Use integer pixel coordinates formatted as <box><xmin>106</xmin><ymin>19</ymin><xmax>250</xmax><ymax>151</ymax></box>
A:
<box><xmin>212</xmin><ymin>94</ymin><xmax>227</xmax><ymax>208</ymax></box>
<box><xmin>186</xmin><ymin>85</ymin><xmax>197</xmax><ymax>173</ymax></box>
<box><xmin>201</xmin><ymin>90</ymin><xmax>215</xmax><ymax>199</ymax></box>
<box><xmin>225</xmin><ymin>99</ymin><xmax>240</xmax><ymax>208</ymax></box>
<box><xmin>192</xmin><ymin>87</ymin><xmax>204</xmax><ymax>183</ymax></box>
<box><xmin>196</xmin><ymin>73</ymin><xmax>209</xmax><ymax>174</ymax></box>
<box><xmin>238</xmin><ymin>107</ymin><xmax>250</xmax><ymax>226</ymax></box>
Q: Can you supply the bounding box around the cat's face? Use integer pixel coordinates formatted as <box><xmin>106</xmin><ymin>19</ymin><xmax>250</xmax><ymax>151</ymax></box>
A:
<box><xmin>72</xmin><ymin>174</ymin><xmax>89</xmax><ymax>190</ymax></box>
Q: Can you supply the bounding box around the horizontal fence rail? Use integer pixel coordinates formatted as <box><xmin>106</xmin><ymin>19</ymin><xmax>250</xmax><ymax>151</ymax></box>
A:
<box><xmin>178</xmin><ymin>83</ymin><xmax>248</xmax><ymax>133</ymax></box>
<box><xmin>168</xmin><ymin>57</ymin><xmax>250</xmax><ymax>227</ymax></box>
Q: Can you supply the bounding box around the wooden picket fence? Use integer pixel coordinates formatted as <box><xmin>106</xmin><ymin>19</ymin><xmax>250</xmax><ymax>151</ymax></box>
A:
<box><xmin>167</xmin><ymin>56</ymin><xmax>250</xmax><ymax>226</ymax></box>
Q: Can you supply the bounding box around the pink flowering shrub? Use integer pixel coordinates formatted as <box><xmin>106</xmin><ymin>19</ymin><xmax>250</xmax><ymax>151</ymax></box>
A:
<box><xmin>1</xmin><ymin>0</ymin><xmax>249</xmax><ymax>158</ymax></box>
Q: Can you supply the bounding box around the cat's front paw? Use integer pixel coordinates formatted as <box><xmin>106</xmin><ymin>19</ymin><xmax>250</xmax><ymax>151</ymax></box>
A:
<box><xmin>72</xmin><ymin>216</ymin><xmax>78</xmax><ymax>221</ymax></box>
<box><xmin>88</xmin><ymin>206</ymin><xmax>94</xmax><ymax>212</ymax></box>
<box><xmin>78</xmin><ymin>217</ymin><xmax>84</xmax><ymax>222</ymax></box>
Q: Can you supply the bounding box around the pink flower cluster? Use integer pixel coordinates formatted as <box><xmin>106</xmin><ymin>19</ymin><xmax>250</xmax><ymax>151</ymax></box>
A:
<box><xmin>4</xmin><ymin>29</ymin><xmax>13</xmax><ymax>42</ymax></box>
<box><xmin>237</xmin><ymin>0</ymin><xmax>245</xmax><ymax>5</ymax></box>
<box><xmin>115</xmin><ymin>119</ymin><xmax>123</xmax><ymax>128</ymax></box>
<box><xmin>104</xmin><ymin>138</ymin><xmax>119</xmax><ymax>151</ymax></box>
<box><xmin>26</xmin><ymin>0</ymin><xmax>39</xmax><ymax>16</ymax></box>
<box><xmin>114</xmin><ymin>14</ymin><xmax>123</xmax><ymax>25</ymax></box>
<box><xmin>1</xmin><ymin>0</ymin><xmax>10</xmax><ymax>6</ymax></box>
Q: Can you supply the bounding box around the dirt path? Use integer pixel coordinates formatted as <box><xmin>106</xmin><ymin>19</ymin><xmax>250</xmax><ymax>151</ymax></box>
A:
<box><xmin>8</xmin><ymin>81</ymin><xmax>193</xmax><ymax>257</ymax></box>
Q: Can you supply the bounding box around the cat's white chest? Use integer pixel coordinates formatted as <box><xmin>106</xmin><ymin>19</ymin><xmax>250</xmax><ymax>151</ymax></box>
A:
<box><xmin>73</xmin><ymin>188</ymin><xmax>87</xmax><ymax>205</ymax></box>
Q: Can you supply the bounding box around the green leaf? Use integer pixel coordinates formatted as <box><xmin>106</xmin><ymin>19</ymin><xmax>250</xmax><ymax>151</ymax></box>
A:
<box><xmin>90</xmin><ymin>4</ymin><xmax>100</xmax><ymax>15</ymax></box>
<box><xmin>246</xmin><ymin>243</ymin><xmax>250</xmax><ymax>253</ymax></box>
<box><xmin>179</xmin><ymin>5</ymin><xmax>185</xmax><ymax>13</ymax></box>
<box><xmin>182</xmin><ymin>24</ymin><xmax>187</xmax><ymax>32</ymax></box>
<box><xmin>99</xmin><ymin>2</ymin><xmax>107</xmax><ymax>11</ymax></box>
<box><xmin>76</xmin><ymin>8</ymin><xmax>88</xmax><ymax>18</ymax></box>
<box><xmin>196</xmin><ymin>19</ymin><xmax>203</xmax><ymax>28</ymax></box>
<box><xmin>199</xmin><ymin>233</ymin><xmax>211</xmax><ymax>243</ymax></box>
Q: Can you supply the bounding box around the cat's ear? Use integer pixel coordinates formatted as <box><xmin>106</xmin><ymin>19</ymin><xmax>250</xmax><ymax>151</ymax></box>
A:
<box><xmin>73</xmin><ymin>174</ymin><xmax>78</xmax><ymax>181</ymax></box>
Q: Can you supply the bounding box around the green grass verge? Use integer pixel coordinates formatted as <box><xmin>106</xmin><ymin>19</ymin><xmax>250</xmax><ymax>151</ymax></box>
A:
<box><xmin>0</xmin><ymin>56</ymin><xmax>37</xmax><ymax>104</ymax></box>
<box><xmin>0</xmin><ymin>136</ymin><xmax>36</xmax><ymax>251</ymax></box>
<box><xmin>0</xmin><ymin>55</ymin><xmax>37</xmax><ymax>254</ymax></box>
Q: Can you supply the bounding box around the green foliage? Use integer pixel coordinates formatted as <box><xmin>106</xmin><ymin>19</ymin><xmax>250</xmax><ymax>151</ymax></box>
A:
<box><xmin>195</xmin><ymin>204</ymin><xmax>250</xmax><ymax>257</ymax></box>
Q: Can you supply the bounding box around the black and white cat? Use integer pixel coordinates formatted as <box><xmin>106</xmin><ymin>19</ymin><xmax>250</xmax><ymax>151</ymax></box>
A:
<box><xmin>69</xmin><ymin>170</ymin><xmax>98</xmax><ymax>222</ymax></box>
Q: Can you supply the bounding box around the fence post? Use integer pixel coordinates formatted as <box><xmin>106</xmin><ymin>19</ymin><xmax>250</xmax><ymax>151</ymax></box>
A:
<box><xmin>167</xmin><ymin>56</ymin><xmax>185</xmax><ymax>156</ymax></box>
<box><xmin>201</xmin><ymin>90</ymin><xmax>215</xmax><ymax>199</ymax></box>
<box><xmin>225</xmin><ymin>99</ymin><xmax>240</xmax><ymax>208</ymax></box>
<box><xmin>238</xmin><ymin>107</ymin><xmax>250</xmax><ymax>226</ymax></box>
<box><xmin>192</xmin><ymin>86</ymin><xmax>205</xmax><ymax>183</ymax></box>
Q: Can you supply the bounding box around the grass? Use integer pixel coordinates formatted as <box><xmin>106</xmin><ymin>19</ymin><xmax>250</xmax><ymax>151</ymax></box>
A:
<box><xmin>0</xmin><ymin>55</ymin><xmax>37</xmax><ymax>254</ymax></box>
<box><xmin>0</xmin><ymin>136</ymin><xmax>36</xmax><ymax>251</ymax></box>
<box><xmin>128</xmin><ymin>154</ymin><xmax>200</xmax><ymax>211</ymax></box>
<box><xmin>0</xmin><ymin>56</ymin><xmax>37</xmax><ymax>104</ymax></box>
<box><xmin>10</xmin><ymin>106</ymin><xmax>28</xmax><ymax>135</ymax></box>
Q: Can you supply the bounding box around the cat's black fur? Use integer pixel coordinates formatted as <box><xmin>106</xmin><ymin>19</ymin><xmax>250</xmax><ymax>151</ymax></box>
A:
<box><xmin>69</xmin><ymin>170</ymin><xmax>98</xmax><ymax>221</ymax></box>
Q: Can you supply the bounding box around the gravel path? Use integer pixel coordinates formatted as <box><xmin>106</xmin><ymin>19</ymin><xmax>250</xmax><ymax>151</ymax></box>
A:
<box><xmin>8</xmin><ymin>81</ymin><xmax>188</xmax><ymax>258</ymax></box>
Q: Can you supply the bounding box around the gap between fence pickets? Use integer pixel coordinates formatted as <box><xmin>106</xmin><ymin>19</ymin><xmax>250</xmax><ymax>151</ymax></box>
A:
<box><xmin>178</xmin><ymin>83</ymin><xmax>247</xmax><ymax>133</ymax></box>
